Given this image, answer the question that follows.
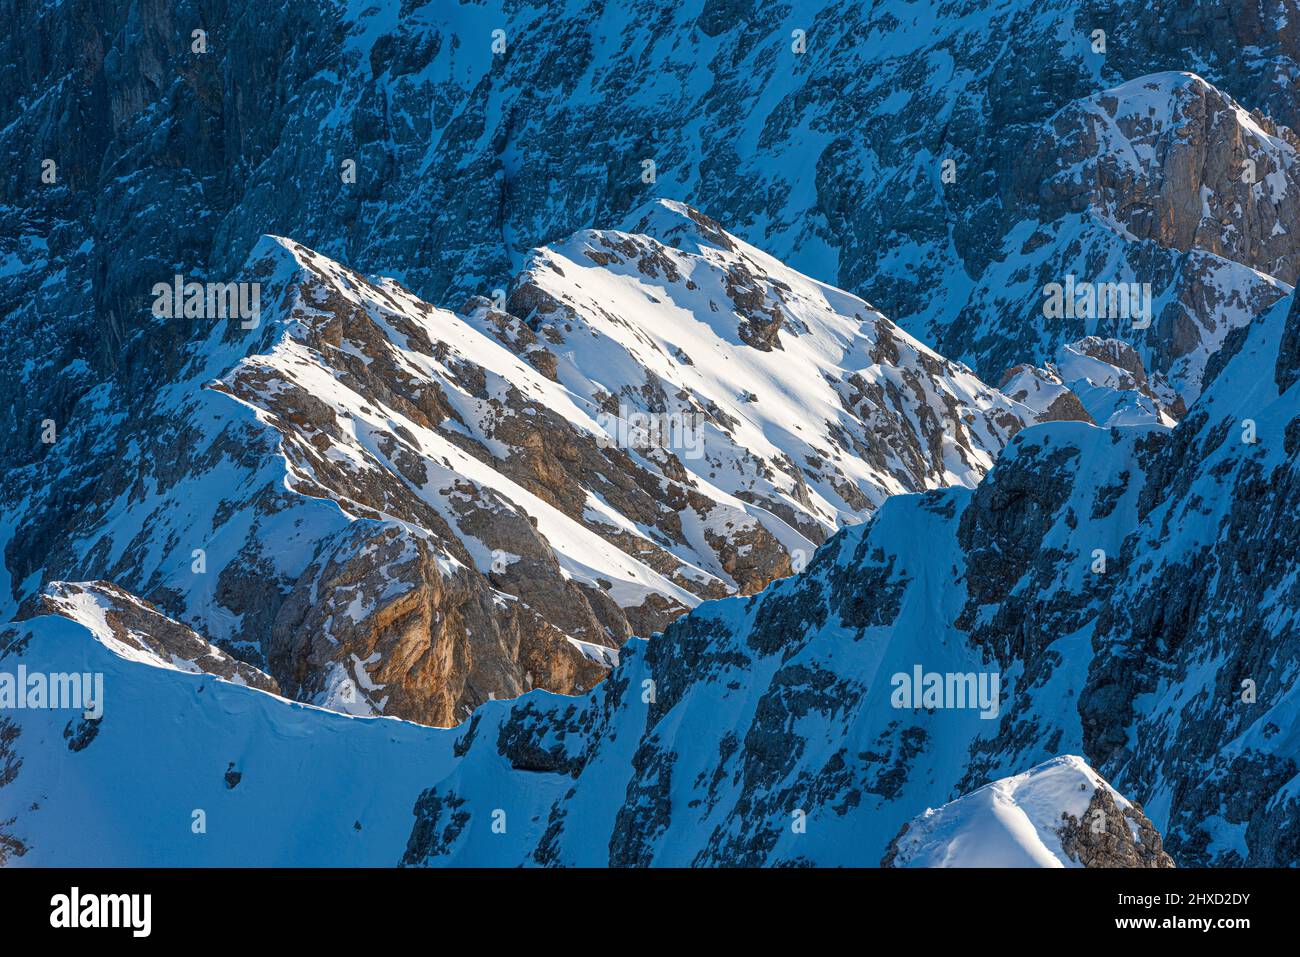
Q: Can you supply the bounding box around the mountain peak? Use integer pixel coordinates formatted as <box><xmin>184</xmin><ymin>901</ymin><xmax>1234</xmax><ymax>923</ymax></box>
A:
<box><xmin>618</xmin><ymin>199</ymin><xmax>738</xmax><ymax>254</ymax></box>
<box><xmin>882</xmin><ymin>756</ymin><xmax>1175</xmax><ymax>868</ymax></box>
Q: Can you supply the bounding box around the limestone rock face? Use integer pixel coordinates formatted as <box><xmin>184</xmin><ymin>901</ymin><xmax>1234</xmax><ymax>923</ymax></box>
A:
<box><xmin>268</xmin><ymin>521</ymin><xmax>608</xmax><ymax>726</ymax></box>
<box><xmin>1056</xmin><ymin>784</ymin><xmax>1174</xmax><ymax>869</ymax></box>
<box><xmin>1031</xmin><ymin>74</ymin><xmax>1300</xmax><ymax>286</ymax></box>
<box><xmin>947</xmin><ymin>71</ymin><xmax>1294</xmax><ymax>407</ymax></box>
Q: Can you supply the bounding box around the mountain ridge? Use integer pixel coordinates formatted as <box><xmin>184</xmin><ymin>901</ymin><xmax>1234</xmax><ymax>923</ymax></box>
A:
<box><xmin>3</xmin><ymin>204</ymin><xmax>1061</xmax><ymax>726</ymax></box>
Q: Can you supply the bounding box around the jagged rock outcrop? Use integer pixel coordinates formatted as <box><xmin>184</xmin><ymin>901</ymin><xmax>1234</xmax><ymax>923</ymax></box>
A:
<box><xmin>1029</xmin><ymin>74</ymin><xmax>1300</xmax><ymax>286</ymax></box>
<box><xmin>943</xmin><ymin>72</ymin><xmax>1296</xmax><ymax>406</ymax></box>
<box><xmin>1056</xmin><ymin>782</ymin><xmax>1174</xmax><ymax>869</ymax></box>
<box><xmin>267</xmin><ymin>521</ymin><xmax>608</xmax><ymax>725</ymax></box>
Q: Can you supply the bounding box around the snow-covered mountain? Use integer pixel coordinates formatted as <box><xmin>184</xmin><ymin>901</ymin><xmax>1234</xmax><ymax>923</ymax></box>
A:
<box><xmin>882</xmin><ymin>756</ymin><xmax>1173</xmax><ymax>868</ymax></box>
<box><xmin>2</xmin><ymin>202</ymin><xmax>1044</xmax><ymax>726</ymax></box>
<box><xmin>3</xmin><ymin>0</ymin><xmax>1299</xmax><ymax>870</ymax></box>
<box><xmin>4</xmin><ymin>263</ymin><xmax>1296</xmax><ymax>867</ymax></box>
<box><xmin>951</xmin><ymin>71</ymin><xmax>1295</xmax><ymax>405</ymax></box>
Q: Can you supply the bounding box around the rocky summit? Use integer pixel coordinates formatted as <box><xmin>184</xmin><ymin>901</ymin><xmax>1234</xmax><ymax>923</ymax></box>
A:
<box><xmin>1</xmin><ymin>0</ymin><xmax>1297</xmax><ymax>873</ymax></box>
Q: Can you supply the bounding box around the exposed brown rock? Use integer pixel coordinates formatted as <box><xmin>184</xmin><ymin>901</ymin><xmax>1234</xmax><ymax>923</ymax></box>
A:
<box><xmin>269</xmin><ymin>522</ymin><xmax>609</xmax><ymax>726</ymax></box>
<box><xmin>1057</xmin><ymin>787</ymin><xmax>1175</xmax><ymax>868</ymax></box>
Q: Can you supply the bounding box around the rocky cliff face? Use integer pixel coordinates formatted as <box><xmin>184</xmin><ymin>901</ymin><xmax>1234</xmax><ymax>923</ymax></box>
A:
<box><xmin>956</xmin><ymin>71</ymin><xmax>1295</xmax><ymax>403</ymax></box>
<box><xmin>1</xmin><ymin>204</ymin><xmax>1041</xmax><ymax>726</ymax></box>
